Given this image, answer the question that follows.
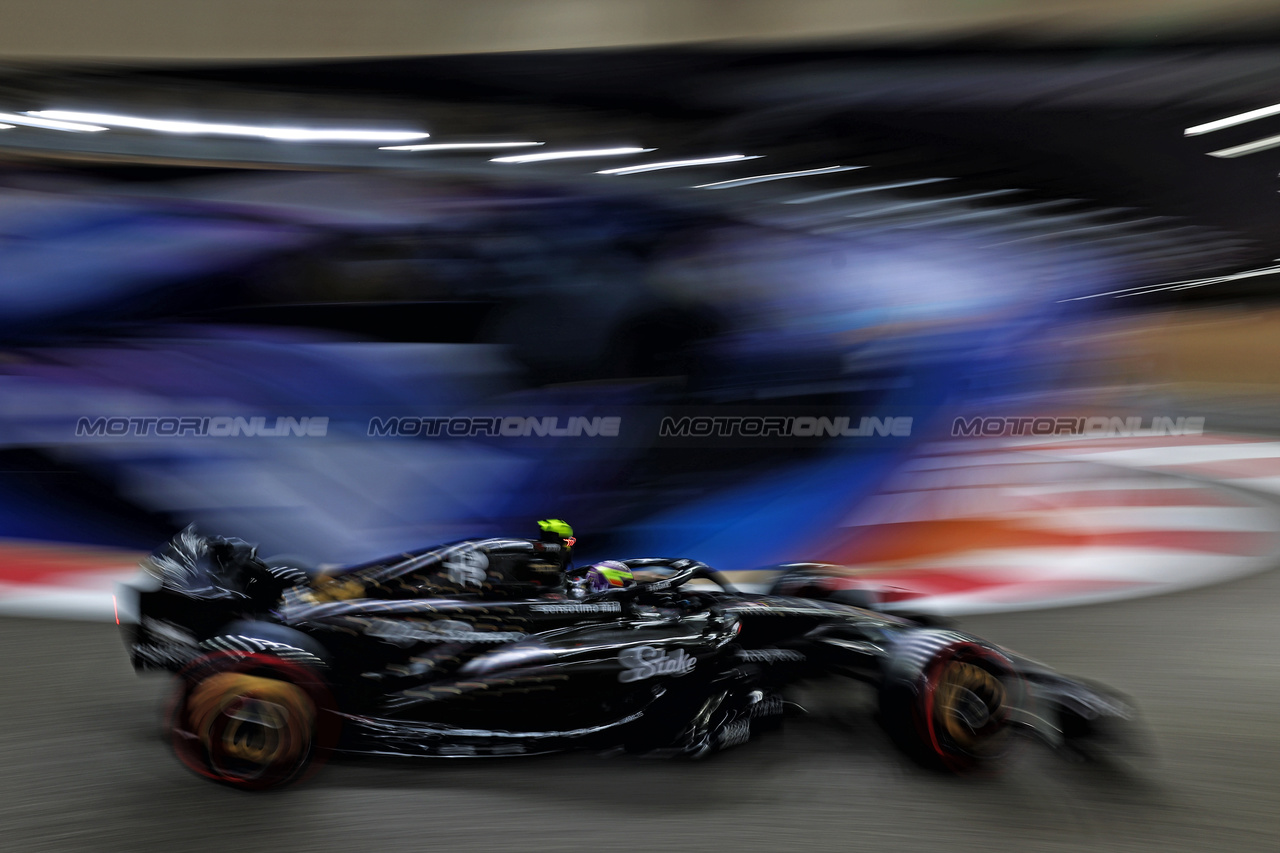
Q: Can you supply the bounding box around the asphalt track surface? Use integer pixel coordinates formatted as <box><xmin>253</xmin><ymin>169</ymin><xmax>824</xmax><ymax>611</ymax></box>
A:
<box><xmin>2</xmin><ymin>568</ymin><xmax>1278</xmax><ymax>853</ymax></box>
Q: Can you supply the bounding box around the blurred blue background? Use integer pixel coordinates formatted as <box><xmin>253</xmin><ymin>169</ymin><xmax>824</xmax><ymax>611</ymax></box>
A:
<box><xmin>0</xmin><ymin>44</ymin><xmax>1273</xmax><ymax>575</ymax></box>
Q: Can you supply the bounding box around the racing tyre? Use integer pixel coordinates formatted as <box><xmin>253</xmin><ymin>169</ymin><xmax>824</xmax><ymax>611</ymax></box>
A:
<box><xmin>880</xmin><ymin>637</ymin><xmax>1014</xmax><ymax>771</ymax></box>
<box><xmin>169</xmin><ymin>651</ymin><xmax>337</xmax><ymax>790</ymax></box>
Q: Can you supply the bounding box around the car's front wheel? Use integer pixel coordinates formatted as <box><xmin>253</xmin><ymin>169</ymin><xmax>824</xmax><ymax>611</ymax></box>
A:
<box><xmin>880</xmin><ymin>636</ymin><xmax>1015</xmax><ymax>771</ymax></box>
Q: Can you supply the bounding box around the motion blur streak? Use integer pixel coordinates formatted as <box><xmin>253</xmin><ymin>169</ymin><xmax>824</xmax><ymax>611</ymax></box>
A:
<box><xmin>27</xmin><ymin>110</ymin><xmax>429</xmax><ymax>141</ymax></box>
<box><xmin>598</xmin><ymin>155</ymin><xmax>764</xmax><ymax>175</ymax></box>
<box><xmin>1206</xmin><ymin>132</ymin><xmax>1280</xmax><ymax>158</ymax></box>
<box><xmin>380</xmin><ymin>142</ymin><xmax>544</xmax><ymax>151</ymax></box>
<box><xmin>1062</xmin><ymin>264</ymin><xmax>1280</xmax><ymax>301</ymax></box>
<box><xmin>0</xmin><ymin>111</ymin><xmax>107</xmax><ymax>132</ymax></box>
<box><xmin>492</xmin><ymin>147</ymin><xmax>654</xmax><ymax>163</ymax></box>
<box><xmin>1184</xmin><ymin>101</ymin><xmax>1280</xmax><ymax>135</ymax></box>
<box><xmin>693</xmin><ymin>165</ymin><xmax>863</xmax><ymax>188</ymax></box>
<box><xmin>784</xmin><ymin>177</ymin><xmax>953</xmax><ymax>204</ymax></box>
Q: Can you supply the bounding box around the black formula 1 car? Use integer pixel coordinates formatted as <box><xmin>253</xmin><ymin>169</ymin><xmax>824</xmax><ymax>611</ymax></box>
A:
<box><xmin>117</xmin><ymin>528</ymin><xmax>1134</xmax><ymax>789</ymax></box>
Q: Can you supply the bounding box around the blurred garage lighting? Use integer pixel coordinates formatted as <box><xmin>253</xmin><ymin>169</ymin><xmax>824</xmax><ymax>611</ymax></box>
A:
<box><xmin>784</xmin><ymin>177</ymin><xmax>952</xmax><ymax>204</ymax></box>
<box><xmin>492</xmin><ymin>147</ymin><xmax>654</xmax><ymax>163</ymax></box>
<box><xmin>693</xmin><ymin>165</ymin><xmax>862</xmax><ymax>189</ymax></box>
<box><xmin>380</xmin><ymin>141</ymin><xmax>544</xmax><ymax>151</ymax></box>
<box><xmin>844</xmin><ymin>189</ymin><xmax>1020</xmax><ymax>218</ymax></box>
<box><xmin>0</xmin><ymin>124</ymin><xmax>13</xmax><ymax>130</ymax></box>
<box><xmin>1116</xmin><ymin>264</ymin><xmax>1280</xmax><ymax>297</ymax></box>
<box><xmin>0</xmin><ymin>111</ymin><xmax>107</xmax><ymax>132</ymax></box>
<box><xmin>1059</xmin><ymin>263</ymin><xmax>1280</xmax><ymax>301</ymax></box>
<box><xmin>26</xmin><ymin>110</ymin><xmax>428</xmax><ymax>142</ymax></box>
<box><xmin>1205</xmin><ymin>133</ymin><xmax>1280</xmax><ymax>158</ymax></box>
<box><xmin>596</xmin><ymin>154</ymin><xmax>763</xmax><ymax>175</ymax></box>
<box><xmin>1185</xmin><ymin>103</ymin><xmax>1280</xmax><ymax>136</ymax></box>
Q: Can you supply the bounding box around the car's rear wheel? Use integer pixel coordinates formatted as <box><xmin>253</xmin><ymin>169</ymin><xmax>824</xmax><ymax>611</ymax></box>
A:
<box><xmin>169</xmin><ymin>651</ymin><xmax>336</xmax><ymax>790</ymax></box>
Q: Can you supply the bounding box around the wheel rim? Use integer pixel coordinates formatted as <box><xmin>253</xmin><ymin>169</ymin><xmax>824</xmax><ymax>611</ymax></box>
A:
<box><xmin>921</xmin><ymin>645</ymin><xmax>1012</xmax><ymax>767</ymax></box>
<box><xmin>935</xmin><ymin>660</ymin><xmax>1006</xmax><ymax>750</ymax></box>
<box><xmin>170</xmin><ymin>652</ymin><xmax>336</xmax><ymax>789</ymax></box>
<box><xmin>188</xmin><ymin>673</ymin><xmax>316</xmax><ymax>783</ymax></box>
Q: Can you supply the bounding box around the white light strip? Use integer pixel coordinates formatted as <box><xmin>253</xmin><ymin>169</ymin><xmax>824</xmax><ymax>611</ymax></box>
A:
<box><xmin>859</xmin><ymin>199</ymin><xmax>1073</xmax><ymax>229</ymax></box>
<box><xmin>844</xmin><ymin>189</ymin><xmax>1020</xmax><ymax>219</ymax></box>
<box><xmin>597</xmin><ymin>154</ymin><xmax>762</xmax><ymax>175</ymax></box>
<box><xmin>991</xmin><ymin>217</ymin><xmax>1167</xmax><ymax>247</ymax></box>
<box><xmin>380</xmin><ymin>142</ymin><xmax>544</xmax><ymax>151</ymax></box>
<box><xmin>1058</xmin><ymin>264</ymin><xmax>1280</xmax><ymax>302</ymax></box>
<box><xmin>0</xmin><ymin>112</ymin><xmax>107</xmax><ymax>132</ymax></box>
<box><xmin>1206</xmin><ymin>133</ymin><xmax>1280</xmax><ymax>158</ymax></box>
<box><xmin>0</xmin><ymin>124</ymin><xmax>13</xmax><ymax>130</ymax></box>
<box><xmin>693</xmin><ymin>165</ymin><xmax>863</xmax><ymax>189</ymax></box>
<box><xmin>1185</xmin><ymin>103</ymin><xmax>1280</xmax><ymax>137</ymax></box>
<box><xmin>784</xmin><ymin>177</ymin><xmax>951</xmax><ymax>204</ymax></box>
<box><xmin>1117</xmin><ymin>264</ymin><xmax>1280</xmax><ymax>298</ymax></box>
<box><xmin>492</xmin><ymin>147</ymin><xmax>653</xmax><ymax>163</ymax></box>
<box><xmin>26</xmin><ymin>110</ymin><xmax>427</xmax><ymax>142</ymax></box>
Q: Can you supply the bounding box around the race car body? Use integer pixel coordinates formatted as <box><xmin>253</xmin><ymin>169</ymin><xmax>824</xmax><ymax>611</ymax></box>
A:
<box><xmin>118</xmin><ymin>528</ymin><xmax>1134</xmax><ymax>788</ymax></box>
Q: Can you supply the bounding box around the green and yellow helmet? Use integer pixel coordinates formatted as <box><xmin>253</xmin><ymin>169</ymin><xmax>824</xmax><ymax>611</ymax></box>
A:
<box><xmin>536</xmin><ymin>519</ymin><xmax>575</xmax><ymax>548</ymax></box>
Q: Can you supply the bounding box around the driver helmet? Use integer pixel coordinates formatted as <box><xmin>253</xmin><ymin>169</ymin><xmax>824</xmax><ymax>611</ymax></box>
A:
<box><xmin>586</xmin><ymin>560</ymin><xmax>634</xmax><ymax>593</ymax></box>
<box><xmin>537</xmin><ymin>518</ymin><xmax>576</xmax><ymax>550</ymax></box>
<box><xmin>533</xmin><ymin>519</ymin><xmax>576</xmax><ymax>588</ymax></box>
